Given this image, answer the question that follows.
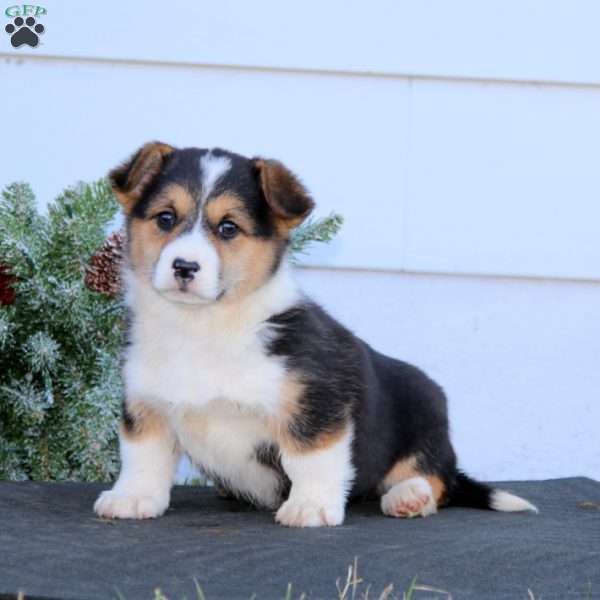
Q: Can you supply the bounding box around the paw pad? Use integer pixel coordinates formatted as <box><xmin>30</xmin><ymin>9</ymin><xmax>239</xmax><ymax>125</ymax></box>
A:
<box><xmin>5</xmin><ymin>16</ymin><xmax>44</xmax><ymax>48</ymax></box>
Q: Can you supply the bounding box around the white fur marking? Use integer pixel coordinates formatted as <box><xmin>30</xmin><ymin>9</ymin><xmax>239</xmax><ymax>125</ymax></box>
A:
<box><xmin>491</xmin><ymin>490</ymin><xmax>539</xmax><ymax>513</ymax></box>
<box><xmin>276</xmin><ymin>426</ymin><xmax>355</xmax><ymax>527</ymax></box>
<box><xmin>199</xmin><ymin>152</ymin><xmax>231</xmax><ymax>203</ymax></box>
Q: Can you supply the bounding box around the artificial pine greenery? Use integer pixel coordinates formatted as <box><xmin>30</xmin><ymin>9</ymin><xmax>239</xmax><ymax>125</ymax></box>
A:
<box><xmin>0</xmin><ymin>181</ymin><xmax>343</xmax><ymax>481</ymax></box>
<box><xmin>0</xmin><ymin>181</ymin><xmax>123</xmax><ymax>481</ymax></box>
<box><xmin>290</xmin><ymin>213</ymin><xmax>344</xmax><ymax>260</ymax></box>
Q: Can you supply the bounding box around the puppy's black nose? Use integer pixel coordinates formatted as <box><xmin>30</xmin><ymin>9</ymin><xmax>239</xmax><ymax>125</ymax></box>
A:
<box><xmin>172</xmin><ymin>258</ymin><xmax>200</xmax><ymax>281</ymax></box>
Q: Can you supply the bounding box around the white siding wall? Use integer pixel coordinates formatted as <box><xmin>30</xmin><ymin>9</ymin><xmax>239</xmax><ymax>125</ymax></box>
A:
<box><xmin>2</xmin><ymin>0</ymin><xmax>598</xmax><ymax>480</ymax></box>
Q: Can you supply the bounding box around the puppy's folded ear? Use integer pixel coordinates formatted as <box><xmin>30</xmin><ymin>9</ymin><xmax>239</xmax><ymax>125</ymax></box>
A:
<box><xmin>109</xmin><ymin>142</ymin><xmax>175</xmax><ymax>213</ymax></box>
<box><xmin>254</xmin><ymin>159</ymin><xmax>315</xmax><ymax>230</ymax></box>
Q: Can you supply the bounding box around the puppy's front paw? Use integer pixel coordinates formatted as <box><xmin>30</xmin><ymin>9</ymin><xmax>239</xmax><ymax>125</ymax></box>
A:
<box><xmin>275</xmin><ymin>497</ymin><xmax>345</xmax><ymax>527</ymax></box>
<box><xmin>94</xmin><ymin>490</ymin><xmax>169</xmax><ymax>520</ymax></box>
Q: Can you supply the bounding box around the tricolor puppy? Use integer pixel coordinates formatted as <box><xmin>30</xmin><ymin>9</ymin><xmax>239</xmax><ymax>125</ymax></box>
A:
<box><xmin>94</xmin><ymin>142</ymin><xmax>537</xmax><ymax>527</ymax></box>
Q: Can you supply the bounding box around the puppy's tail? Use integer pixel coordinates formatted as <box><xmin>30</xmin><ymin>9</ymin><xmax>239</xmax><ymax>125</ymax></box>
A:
<box><xmin>448</xmin><ymin>471</ymin><xmax>538</xmax><ymax>513</ymax></box>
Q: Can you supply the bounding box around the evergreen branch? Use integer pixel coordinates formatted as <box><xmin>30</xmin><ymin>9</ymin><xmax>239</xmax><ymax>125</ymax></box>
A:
<box><xmin>290</xmin><ymin>212</ymin><xmax>344</xmax><ymax>259</ymax></box>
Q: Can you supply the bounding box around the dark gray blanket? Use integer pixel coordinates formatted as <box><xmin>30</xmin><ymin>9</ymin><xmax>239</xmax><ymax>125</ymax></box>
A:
<box><xmin>1</xmin><ymin>478</ymin><xmax>599</xmax><ymax>600</ymax></box>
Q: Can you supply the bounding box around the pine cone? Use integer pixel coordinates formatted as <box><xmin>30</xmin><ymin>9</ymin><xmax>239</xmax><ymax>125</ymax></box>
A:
<box><xmin>85</xmin><ymin>230</ymin><xmax>126</xmax><ymax>298</ymax></box>
<box><xmin>0</xmin><ymin>263</ymin><xmax>16</xmax><ymax>306</ymax></box>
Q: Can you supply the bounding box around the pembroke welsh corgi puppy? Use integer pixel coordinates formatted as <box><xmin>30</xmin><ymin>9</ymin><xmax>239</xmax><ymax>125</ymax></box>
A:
<box><xmin>94</xmin><ymin>142</ymin><xmax>537</xmax><ymax>527</ymax></box>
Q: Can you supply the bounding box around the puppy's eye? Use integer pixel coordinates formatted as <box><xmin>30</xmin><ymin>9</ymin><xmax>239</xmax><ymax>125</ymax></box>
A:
<box><xmin>156</xmin><ymin>211</ymin><xmax>176</xmax><ymax>231</ymax></box>
<box><xmin>217</xmin><ymin>220</ymin><xmax>239</xmax><ymax>240</ymax></box>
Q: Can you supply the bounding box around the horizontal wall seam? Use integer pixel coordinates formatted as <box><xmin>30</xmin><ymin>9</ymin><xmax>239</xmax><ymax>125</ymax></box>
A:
<box><xmin>298</xmin><ymin>264</ymin><xmax>600</xmax><ymax>287</ymax></box>
<box><xmin>2</xmin><ymin>52</ymin><xmax>600</xmax><ymax>91</ymax></box>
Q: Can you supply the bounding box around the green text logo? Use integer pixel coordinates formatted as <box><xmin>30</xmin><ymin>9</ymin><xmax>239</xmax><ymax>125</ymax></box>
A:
<box><xmin>5</xmin><ymin>4</ymin><xmax>46</xmax><ymax>17</ymax></box>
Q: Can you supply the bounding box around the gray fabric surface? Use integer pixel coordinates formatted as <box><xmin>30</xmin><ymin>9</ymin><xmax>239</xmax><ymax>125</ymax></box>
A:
<box><xmin>0</xmin><ymin>478</ymin><xmax>599</xmax><ymax>600</ymax></box>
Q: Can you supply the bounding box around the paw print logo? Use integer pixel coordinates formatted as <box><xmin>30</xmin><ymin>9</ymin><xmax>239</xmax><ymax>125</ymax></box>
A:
<box><xmin>5</xmin><ymin>16</ymin><xmax>44</xmax><ymax>48</ymax></box>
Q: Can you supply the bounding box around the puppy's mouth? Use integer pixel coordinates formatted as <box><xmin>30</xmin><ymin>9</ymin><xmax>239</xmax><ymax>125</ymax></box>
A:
<box><xmin>152</xmin><ymin>276</ymin><xmax>224</xmax><ymax>306</ymax></box>
<box><xmin>156</xmin><ymin>287</ymin><xmax>217</xmax><ymax>306</ymax></box>
<box><xmin>175</xmin><ymin>279</ymin><xmax>192</xmax><ymax>293</ymax></box>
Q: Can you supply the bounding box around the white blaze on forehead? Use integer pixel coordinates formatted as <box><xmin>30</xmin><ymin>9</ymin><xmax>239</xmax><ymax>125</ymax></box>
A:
<box><xmin>199</xmin><ymin>151</ymin><xmax>232</xmax><ymax>202</ymax></box>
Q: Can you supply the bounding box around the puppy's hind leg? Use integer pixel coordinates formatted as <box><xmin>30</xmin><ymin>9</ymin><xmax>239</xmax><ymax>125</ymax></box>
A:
<box><xmin>94</xmin><ymin>402</ymin><xmax>179</xmax><ymax>519</ymax></box>
<box><xmin>381</xmin><ymin>476</ymin><xmax>441</xmax><ymax>518</ymax></box>
<box><xmin>379</xmin><ymin>456</ymin><xmax>446</xmax><ymax>518</ymax></box>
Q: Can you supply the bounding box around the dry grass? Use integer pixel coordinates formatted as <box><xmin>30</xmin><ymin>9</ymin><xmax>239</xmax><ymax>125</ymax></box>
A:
<box><xmin>14</xmin><ymin>565</ymin><xmax>593</xmax><ymax>600</ymax></box>
<box><xmin>528</xmin><ymin>582</ymin><xmax>593</xmax><ymax>600</ymax></box>
<box><xmin>331</xmin><ymin>558</ymin><xmax>452</xmax><ymax>600</ymax></box>
<box><xmin>143</xmin><ymin>558</ymin><xmax>452</xmax><ymax>600</ymax></box>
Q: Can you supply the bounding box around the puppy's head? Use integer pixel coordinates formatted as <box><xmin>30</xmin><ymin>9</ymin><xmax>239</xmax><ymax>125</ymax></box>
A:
<box><xmin>110</xmin><ymin>142</ymin><xmax>314</xmax><ymax>305</ymax></box>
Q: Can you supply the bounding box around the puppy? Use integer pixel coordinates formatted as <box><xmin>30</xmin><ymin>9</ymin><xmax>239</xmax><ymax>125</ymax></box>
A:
<box><xmin>94</xmin><ymin>142</ymin><xmax>537</xmax><ymax>527</ymax></box>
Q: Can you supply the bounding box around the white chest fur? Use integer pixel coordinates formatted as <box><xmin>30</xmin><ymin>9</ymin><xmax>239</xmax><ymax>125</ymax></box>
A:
<box><xmin>125</xmin><ymin>310</ymin><xmax>285</xmax><ymax>415</ymax></box>
<box><xmin>124</xmin><ymin>265</ymin><xmax>298</xmax><ymax>412</ymax></box>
